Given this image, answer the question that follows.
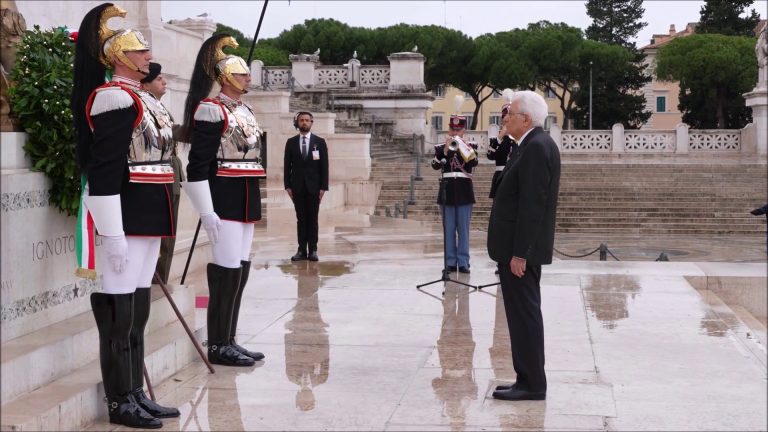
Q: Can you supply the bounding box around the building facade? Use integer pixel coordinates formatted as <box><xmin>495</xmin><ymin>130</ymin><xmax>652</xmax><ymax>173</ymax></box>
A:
<box><xmin>427</xmin><ymin>85</ymin><xmax>563</xmax><ymax>132</ymax></box>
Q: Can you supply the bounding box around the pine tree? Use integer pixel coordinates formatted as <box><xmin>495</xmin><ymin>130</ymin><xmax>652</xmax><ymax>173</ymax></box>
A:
<box><xmin>585</xmin><ymin>0</ymin><xmax>647</xmax><ymax>49</ymax></box>
<box><xmin>697</xmin><ymin>0</ymin><xmax>761</xmax><ymax>37</ymax></box>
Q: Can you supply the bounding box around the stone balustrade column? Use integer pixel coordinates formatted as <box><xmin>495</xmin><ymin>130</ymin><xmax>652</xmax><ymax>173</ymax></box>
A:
<box><xmin>611</xmin><ymin>123</ymin><xmax>624</xmax><ymax>153</ymax></box>
<box><xmin>675</xmin><ymin>123</ymin><xmax>689</xmax><ymax>154</ymax></box>
<box><xmin>549</xmin><ymin>124</ymin><xmax>562</xmax><ymax>151</ymax></box>
<box><xmin>250</xmin><ymin>60</ymin><xmax>263</xmax><ymax>88</ymax></box>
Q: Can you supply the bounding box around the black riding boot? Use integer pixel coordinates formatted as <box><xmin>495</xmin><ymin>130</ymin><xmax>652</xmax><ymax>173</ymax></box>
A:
<box><xmin>207</xmin><ymin>263</ymin><xmax>255</xmax><ymax>366</ymax></box>
<box><xmin>130</xmin><ymin>288</ymin><xmax>181</xmax><ymax>418</ymax></box>
<box><xmin>229</xmin><ymin>261</ymin><xmax>265</xmax><ymax>361</ymax></box>
<box><xmin>91</xmin><ymin>293</ymin><xmax>161</xmax><ymax>429</ymax></box>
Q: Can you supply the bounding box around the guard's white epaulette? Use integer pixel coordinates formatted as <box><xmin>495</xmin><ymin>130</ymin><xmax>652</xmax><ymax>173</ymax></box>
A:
<box><xmin>194</xmin><ymin>100</ymin><xmax>225</xmax><ymax>123</ymax></box>
<box><xmin>90</xmin><ymin>86</ymin><xmax>135</xmax><ymax>116</ymax></box>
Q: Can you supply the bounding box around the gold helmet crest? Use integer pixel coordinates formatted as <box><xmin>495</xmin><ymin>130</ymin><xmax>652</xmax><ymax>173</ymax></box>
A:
<box><xmin>98</xmin><ymin>4</ymin><xmax>150</xmax><ymax>71</ymax></box>
<box><xmin>211</xmin><ymin>36</ymin><xmax>250</xmax><ymax>91</ymax></box>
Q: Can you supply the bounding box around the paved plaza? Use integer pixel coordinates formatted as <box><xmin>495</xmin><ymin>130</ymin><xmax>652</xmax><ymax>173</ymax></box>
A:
<box><xmin>81</xmin><ymin>216</ymin><xmax>767</xmax><ymax>431</ymax></box>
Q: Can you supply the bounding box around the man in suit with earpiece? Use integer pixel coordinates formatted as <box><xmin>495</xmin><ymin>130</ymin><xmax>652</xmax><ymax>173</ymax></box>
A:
<box><xmin>284</xmin><ymin>111</ymin><xmax>329</xmax><ymax>262</ymax></box>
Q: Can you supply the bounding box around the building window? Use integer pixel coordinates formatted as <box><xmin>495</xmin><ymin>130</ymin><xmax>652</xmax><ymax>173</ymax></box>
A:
<box><xmin>656</xmin><ymin>96</ymin><xmax>666</xmax><ymax>113</ymax></box>
<box><xmin>464</xmin><ymin>91</ymin><xmax>471</xmax><ymax>99</ymax></box>
<box><xmin>431</xmin><ymin>114</ymin><xmax>443</xmax><ymax>130</ymax></box>
<box><xmin>544</xmin><ymin>88</ymin><xmax>556</xmax><ymax>99</ymax></box>
<box><xmin>489</xmin><ymin>114</ymin><xmax>502</xmax><ymax>126</ymax></box>
<box><xmin>462</xmin><ymin>112</ymin><xmax>474</xmax><ymax>130</ymax></box>
<box><xmin>491</xmin><ymin>89</ymin><xmax>502</xmax><ymax>99</ymax></box>
<box><xmin>544</xmin><ymin>113</ymin><xmax>557</xmax><ymax>130</ymax></box>
<box><xmin>433</xmin><ymin>85</ymin><xmax>445</xmax><ymax>98</ymax></box>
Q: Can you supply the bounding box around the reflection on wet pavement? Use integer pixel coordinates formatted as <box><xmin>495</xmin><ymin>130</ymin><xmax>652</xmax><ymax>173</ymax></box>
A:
<box><xmin>582</xmin><ymin>275</ymin><xmax>642</xmax><ymax>329</ymax></box>
<box><xmin>284</xmin><ymin>262</ymin><xmax>328</xmax><ymax>411</ymax></box>
<box><xmin>86</xmin><ymin>217</ymin><xmax>767</xmax><ymax>431</ymax></box>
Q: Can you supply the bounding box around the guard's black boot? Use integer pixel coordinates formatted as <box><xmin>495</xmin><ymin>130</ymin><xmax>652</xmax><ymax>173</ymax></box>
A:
<box><xmin>207</xmin><ymin>263</ymin><xmax>255</xmax><ymax>366</ymax></box>
<box><xmin>291</xmin><ymin>247</ymin><xmax>308</xmax><ymax>261</ymax></box>
<box><xmin>91</xmin><ymin>293</ymin><xmax>162</xmax><ymax>429</ymax></box>
<box><xmin>229</xmin><ymin>261</ymin><xmax>266</xmax><ymax>361</ymax></box>
<box><xmin>130</xmin><ymin>288</ymin><xmax>180</xmax><ymax>418</ymax></box>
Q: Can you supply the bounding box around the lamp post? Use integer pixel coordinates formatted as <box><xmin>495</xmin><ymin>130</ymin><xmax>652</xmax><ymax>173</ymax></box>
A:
<box><xmin>589</xmin><ymin>61</ymin><xmax>593</xmax><ymax>130</ymax></box>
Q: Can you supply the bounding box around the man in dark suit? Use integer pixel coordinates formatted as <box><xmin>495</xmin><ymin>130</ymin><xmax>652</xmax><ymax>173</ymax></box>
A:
<box><xmin>487</xmin><ymin>90</ymin><xmax>560</xmax><ymax>401</ymax></box>
<box><xmin>284</xmin><ymin>111</ymin><xmax>329</xmax><ymax>262</ymax></box>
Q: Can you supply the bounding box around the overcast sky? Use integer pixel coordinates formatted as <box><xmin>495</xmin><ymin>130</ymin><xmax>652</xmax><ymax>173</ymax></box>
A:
<box><xmin>159</xmin><ymin>0</ymin><xmax>763</xmax><ymax>50</ymax></box>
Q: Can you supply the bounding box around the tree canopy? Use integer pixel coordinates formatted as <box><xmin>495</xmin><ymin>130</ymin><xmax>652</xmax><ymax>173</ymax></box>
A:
<box><xmin>697</xmin><ymin>0</ymin><xmax>762</xmax><ymax>37</ymax></box>
<box><xmin>655</xmin><ymin>34</ymin><xmax>757</xmax><ymax>128</ymax></box>
<box><xmin>585</xmin><ymin>0</ymin><xmax>647</xmax><ymax>48</ymax></box>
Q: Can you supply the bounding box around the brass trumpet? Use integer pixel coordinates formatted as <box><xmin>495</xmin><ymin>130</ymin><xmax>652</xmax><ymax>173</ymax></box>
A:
<box><xmin>448</xmin><ymin>136</ymin><xmax>476</xmax><ymax>162</ymax></box>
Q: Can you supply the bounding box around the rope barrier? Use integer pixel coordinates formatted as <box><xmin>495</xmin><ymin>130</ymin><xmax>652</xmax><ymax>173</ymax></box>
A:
<box><xmin>553</xmin><ymin>246</ymin><xmax>601</xmax><ymax>258</ymax></box>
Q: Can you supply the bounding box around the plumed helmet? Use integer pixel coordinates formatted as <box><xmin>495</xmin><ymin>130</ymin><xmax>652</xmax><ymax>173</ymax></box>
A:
<box><xmin>96</xmin><ymin>4</ymin><xmax>150</xmax><ymax>71</ymax></box>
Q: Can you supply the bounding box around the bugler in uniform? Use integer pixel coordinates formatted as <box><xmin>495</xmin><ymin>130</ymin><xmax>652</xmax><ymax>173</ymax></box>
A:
<box><xmin>181</xmin><ymin>34</ymin><xmax>266</xmax><ymax>368</ymax></box>
<box><xmin>71</xmin><ymin>3</ymin><xmax>179</xmax><ymax>429</ymax></box>
<box><xmin>431</xmin><ymin>114</ymin><xmax>478</xmax><ymax>273</ymax></box>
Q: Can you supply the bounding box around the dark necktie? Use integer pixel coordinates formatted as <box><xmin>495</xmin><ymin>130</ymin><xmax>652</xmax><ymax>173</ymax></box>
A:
<box><xmin>301</xmin><ymin>136</ymin><xmax>308</xmax><ymax>158</ymax></box>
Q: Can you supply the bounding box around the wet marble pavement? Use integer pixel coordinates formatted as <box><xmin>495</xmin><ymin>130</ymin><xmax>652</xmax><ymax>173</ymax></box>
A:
<box><xmin>88</xmin><ymin>217</ymin><xmax>767</xmax><ymax>431</ymax></box>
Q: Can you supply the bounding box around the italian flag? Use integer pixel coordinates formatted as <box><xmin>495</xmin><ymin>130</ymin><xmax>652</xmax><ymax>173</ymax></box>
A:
<box><xmin>75</xmin><ymin>175</ymin><xmax>97</xmax><ymax>279</ymax></box>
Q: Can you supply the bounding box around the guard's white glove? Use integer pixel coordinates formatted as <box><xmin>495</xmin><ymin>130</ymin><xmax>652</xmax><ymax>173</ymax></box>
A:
<box><xmin>201</xmin><ymin>212</ymin><xmax>221</xmax><ymax>245</ymax></box>
<box><xmin>102</xmin><ymin>234</ymin><xmax>128</xmax><ymax>273</ymax></box>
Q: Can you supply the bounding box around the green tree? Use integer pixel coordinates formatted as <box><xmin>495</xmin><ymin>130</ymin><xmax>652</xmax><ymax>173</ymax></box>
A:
<box><xmin>655</xmin><ymin>34</ymin><xmax>757</xmax><ymax>128</ymax></box>
<box><xmin>697</xmin><ymin>0</ymin><xmax>761</xmax><ymax>37</ymax></box>
<box><xmin>266</xmin><ymin>19</ymin><xmax>370</xmax><ymax>65</ymax></box>
<box><xmin>571</xmin><ymin>41</ymin><xmax>651</xmax><ymax>129</ymax></box>
<box><xmin>517</xmin><ymin>21</ymin><xmax>586</xmax><ymax>129</ymax></box>
<box><xmin>585</xmin><ymin>0</ymin><xmax>647</xmax><ymax>49</ymax></box>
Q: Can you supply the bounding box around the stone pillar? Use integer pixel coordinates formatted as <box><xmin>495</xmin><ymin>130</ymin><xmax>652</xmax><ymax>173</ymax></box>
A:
<box><xmin>549</xmin><ymin>123</ymin><xmax>562</xmax><ymax>150</ymax></box>
<box><xmin>611</xmin><ymin>123</ymin><xmax>624</xmax><ymax>153</ymax></box>
<box><xmin>289</xmin><ymin>53</ymin><xmax>319</xmax><ymax>89</ymax></box>
<box><xmin>744</xmin><ymin>89</ymin><xmax>768</xmax><ymax>156</ymax></box>
<box><xmin>347</xmin><ymin>57</ymin><xmax>361</xmax><ymax>88</ymax></box>
<box><xmin>250</xmin><ymin>59</ymin><xmax>263</xmax><ymax>88</ymax></box>
<box><xmin>387</xmin><ymin>52</ymin><xmax>425</xmax><ymax>92</ymax></box>
<box><xmin>675</xmin><ymin>123</ymin><xmax>689</xmax><ymax>154</ymax></box>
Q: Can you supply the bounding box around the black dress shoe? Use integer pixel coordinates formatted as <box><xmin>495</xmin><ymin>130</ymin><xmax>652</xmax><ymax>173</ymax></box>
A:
<box><xmin>208</xmin><ymin>344</ymin><xmax>256</xmax><ymax>366</ymax></box>
<box><xmin>307</xmin><ymin>250</ymin><xmax>319</xmax><ymax>261</ymax></box>
<box><xmin>231</xmin><ymin>340</ymin><xmax>266</xmax><ymax>361</ymax></box>
<box><xmin>291</xmin><ymin>250</ymin><xmax>307</xmax><ymax>261</ymax></box>
<box><xmin>495</xmin><ymin>382</ymin><xmax>518</xmax><ymax>391</ymax></box>
<box><xmin>492</xmin><ymin>387</ymin><xmax>546</xmax><ymax>401</ymax></box>
<box><xmin>458</xmin><ymin>266</ymin><xmax>470</xmax><ymax>274</ymax></box>
<box><xmin>108</xmin><ymin>394</ymin><xmax>162</xmax><ymax>429</ymax></box>
<box><xmin>444</xmin><ymin>267</ymin><xmax>457</xmax><ymax>273</ymax></box>
<box><xmin>132</xmin><ymin>388</ymin><xmax>180</xmax><ymax>418</ymax></box>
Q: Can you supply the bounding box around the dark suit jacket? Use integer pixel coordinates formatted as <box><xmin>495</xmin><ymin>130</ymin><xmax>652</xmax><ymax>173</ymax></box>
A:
<box><xmin>487</xmin><ymin>127</ymin><xmax>560</xmax><ymax>265</ymax></box>
<box><xmin>283</xmin><ymin>133</ymin><xmax>329</xmax><ymax>194</ymax></box>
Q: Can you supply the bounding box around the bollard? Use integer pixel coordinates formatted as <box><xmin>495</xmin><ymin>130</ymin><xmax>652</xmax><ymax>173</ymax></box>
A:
<box><xmin>403</xmin><ymin>199</ymin><xmax>409</xmax><ymax>219</ymax></box>
<box><xmin>599</xmin><ymin>243</ymin><xmax>608</xmax><ymax>261</ymax></box>
<box><xmin>655</xmin><ymin>252</ymin><xmax>670</xmax><ymax>262</ymax></box>
<box><xmin>414</xmin><ymin>134</ymin><xmax>423</xmax><ymax>180</ymax></box>
<box><xmin>407</xmin><ymin>175</ymin><xmax>416</xmax><ymax>205</ymax></box>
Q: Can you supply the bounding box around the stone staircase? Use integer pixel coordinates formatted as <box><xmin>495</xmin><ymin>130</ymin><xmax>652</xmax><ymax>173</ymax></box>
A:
<box><xmin>373</xmin><ymin>160</ymin><xmax>768</xmax><ymax>235</ymax></box>
<box><xmin>0</xmin><ymin>285</ymin><xmax>204</xmax><ymax>430</ymax></box>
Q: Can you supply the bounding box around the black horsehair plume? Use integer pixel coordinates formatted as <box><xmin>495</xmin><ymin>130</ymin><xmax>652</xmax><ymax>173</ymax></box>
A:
<box><xmin>71</xmin><ymin>2</ymin><xmax>112</xmax><ymax>173</ymax></box>
<box><xmin>180</xmin><ymin>33</ymin><xmax>233</xmax><ymax>144</ymax></box>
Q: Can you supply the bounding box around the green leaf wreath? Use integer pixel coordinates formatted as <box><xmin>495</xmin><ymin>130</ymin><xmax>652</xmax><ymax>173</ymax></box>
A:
<box><xmin>8</xmin><ymin>25</ymin><xmax>80</xmax><ymax>216</ymax></box>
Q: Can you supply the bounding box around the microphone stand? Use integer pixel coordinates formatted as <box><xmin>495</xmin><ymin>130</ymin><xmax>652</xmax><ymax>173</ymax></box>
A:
<box><xmin>417</xmin><ymin>153</ymin><xmax>477</xmax><ymax>294</ymax></box>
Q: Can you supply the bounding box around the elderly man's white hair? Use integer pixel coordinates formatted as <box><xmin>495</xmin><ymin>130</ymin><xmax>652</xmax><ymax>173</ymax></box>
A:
<box><xmin>510</xmin><ymin>90</ymin><xmax>549</xmax><ymax>128</ymax></box>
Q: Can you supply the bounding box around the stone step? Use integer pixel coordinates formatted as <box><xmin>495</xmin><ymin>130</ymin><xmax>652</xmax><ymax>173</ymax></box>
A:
<box><xmin>0</xmin><ymin>285</ymin><xmax>194</xmax><ymax>405</ymax></box>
